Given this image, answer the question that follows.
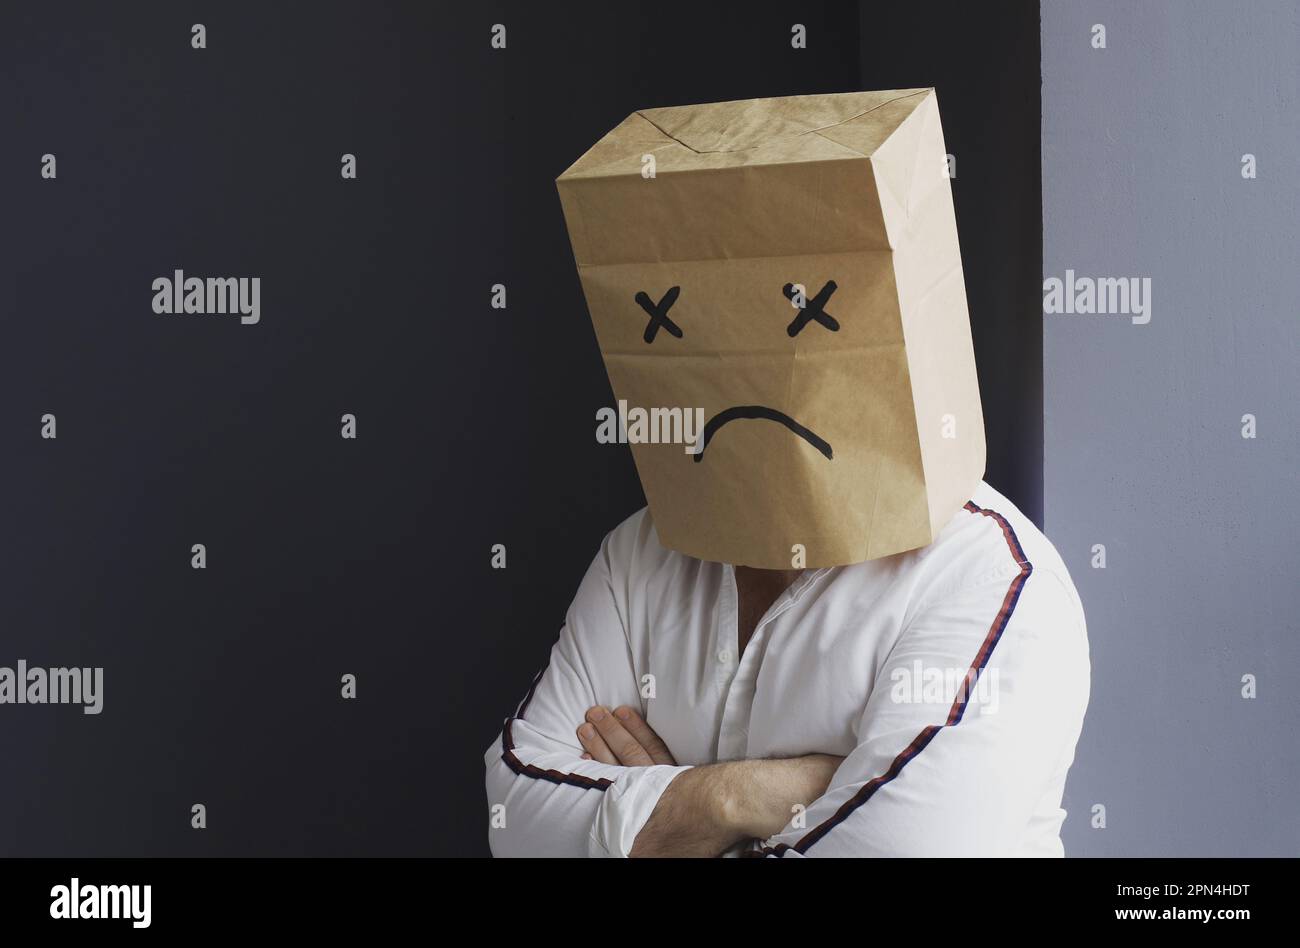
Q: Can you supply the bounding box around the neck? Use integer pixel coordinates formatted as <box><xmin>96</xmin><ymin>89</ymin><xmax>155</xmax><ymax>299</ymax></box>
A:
<box><xmin>735</xmin><ymin>565</ymin><xmax>803</xmax><ymax>591</ymax></box>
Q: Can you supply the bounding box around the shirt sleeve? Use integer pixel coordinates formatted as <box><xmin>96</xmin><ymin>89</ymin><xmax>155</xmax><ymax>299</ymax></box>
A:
<box><xmin>754</xmin><ymin>562</ymin><xmax>1090</xmax><ymax>858</ymax></box>
<box><xmin>484</xmin><ymin>532</ymin><xmax>693</xmax><ymax>858</ymax></box>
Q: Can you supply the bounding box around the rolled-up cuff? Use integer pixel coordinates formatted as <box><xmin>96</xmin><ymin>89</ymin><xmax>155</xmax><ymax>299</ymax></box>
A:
<box><xmin>588</xmin><ymin>764</ymin><xmax>694</xmax><ymax>857</ymax></box>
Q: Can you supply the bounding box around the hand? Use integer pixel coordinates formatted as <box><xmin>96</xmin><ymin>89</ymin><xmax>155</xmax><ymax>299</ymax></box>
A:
<box><xmin>576</xmin><ymin>705</ymin><xmax>677</xmax><ymax>766</ymax></box>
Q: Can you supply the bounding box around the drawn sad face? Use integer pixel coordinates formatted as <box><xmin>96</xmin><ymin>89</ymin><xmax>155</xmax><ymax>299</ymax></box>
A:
<box><xmin>635</xmin><ymin>280</ymin><xmax>838</xmax><ymax>462</ymax></box>
<box><xmin>583</xmin><ymin>250</ymin><xmax>925</xmax><ymax>568</ymax></box>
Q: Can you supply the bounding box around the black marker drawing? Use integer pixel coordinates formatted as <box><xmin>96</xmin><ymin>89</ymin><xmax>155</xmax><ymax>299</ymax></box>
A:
<box><xmin>634</xmin><ymin>286</ymin><xmax>684</xmax><ymax>343</ymax></box>
<box><xmin>783</xmin><ymin>280</ymin><xmax>840</xmax><ymax>336</ymax></box>
<box><xmin>693</xmin><ymin>406</ymin><xmax>833</xmax><ymax>463</ymax></box>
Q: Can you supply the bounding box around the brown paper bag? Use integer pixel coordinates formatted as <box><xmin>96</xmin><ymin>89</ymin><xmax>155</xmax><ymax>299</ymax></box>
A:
<box><xmin>557</xmin><ymin>89</ymin><xmax>985</xmax><ymax>568</ymax></box>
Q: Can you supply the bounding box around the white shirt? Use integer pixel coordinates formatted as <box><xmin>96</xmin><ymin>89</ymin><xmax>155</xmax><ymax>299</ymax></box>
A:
<box><xmin>485</xmin><ymin>481</ymin><xmax>1089</xmax><ymax>857</ymax></box>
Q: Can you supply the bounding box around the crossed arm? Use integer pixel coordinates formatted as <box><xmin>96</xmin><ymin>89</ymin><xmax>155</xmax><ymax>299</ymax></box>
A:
<box><xmin>485</xmin><ymin>538</ymin><xmax>1089</xmax><ymax>858</ymax></box>
<box><xmin>574</xmin><ymin>704</ymin><xmax>841</xmax><ymax>857</ymax></box>
<box><xmin>483</xmin><ymin>544</ymin><xmax>851</xmax><ymax>858</ymax></box>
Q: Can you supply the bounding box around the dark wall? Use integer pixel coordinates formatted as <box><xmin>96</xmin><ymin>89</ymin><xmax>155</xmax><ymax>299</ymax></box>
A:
<box><xmin>0</xmin><ymin>1</ymin><xmax>1039</xmax><ymax>858</ymax></box>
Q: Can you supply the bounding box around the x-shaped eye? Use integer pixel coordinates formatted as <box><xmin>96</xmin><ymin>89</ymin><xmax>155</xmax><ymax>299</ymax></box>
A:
<box><xmin>783</xmin><ymin>280</ymin><xmax>840</xmax><ymax>336</ymax></box>
<box><xmin>634</xmin><ymin>286</ymin><xmax>683</xmax><ymax>343</ymax></box>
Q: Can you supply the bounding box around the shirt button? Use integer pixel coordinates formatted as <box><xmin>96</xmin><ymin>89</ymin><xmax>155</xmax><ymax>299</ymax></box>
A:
<box><xmin>717</xmin><ymin>649</ymin><xmax>733</xmax><ymax>664</ymax></box>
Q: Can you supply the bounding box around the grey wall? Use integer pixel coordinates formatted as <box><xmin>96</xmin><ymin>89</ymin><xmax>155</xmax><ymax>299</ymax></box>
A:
<box><xmin>1043</xmin><ymin>0</ymin><xmax>1300</xmax><ymax>855</ymax></box>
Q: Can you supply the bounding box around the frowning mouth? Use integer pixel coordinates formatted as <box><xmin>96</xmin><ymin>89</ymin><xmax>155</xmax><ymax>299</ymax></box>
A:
<box><xmin>692</xmin><ymin>406</ymin><xmax>833</xmax><ymax>462</ymax></box>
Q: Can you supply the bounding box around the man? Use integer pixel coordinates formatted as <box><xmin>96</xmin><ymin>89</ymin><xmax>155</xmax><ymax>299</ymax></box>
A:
<box><xmin>485</xmin><ymin>90</ymin><xmax>1089</xmax><ymax>857</ymax></box>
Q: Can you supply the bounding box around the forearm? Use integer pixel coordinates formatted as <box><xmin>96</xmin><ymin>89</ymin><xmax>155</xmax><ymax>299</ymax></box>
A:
<box><xmin>630</xmin><ymin>755</ymin><xmax>841</xmax><ymax>857</ymax></box>
<box><xmin>627</xmin><ymin>762</ymin><xmax>748</xmax><ymax>857</ymax></box>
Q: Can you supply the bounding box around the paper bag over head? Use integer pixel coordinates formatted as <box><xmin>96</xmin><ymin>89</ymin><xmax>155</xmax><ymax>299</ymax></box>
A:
<box><xmin>556</xmin><ymin>88</ymin><xmax>986</xmax><ymax>569</ymax></box>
